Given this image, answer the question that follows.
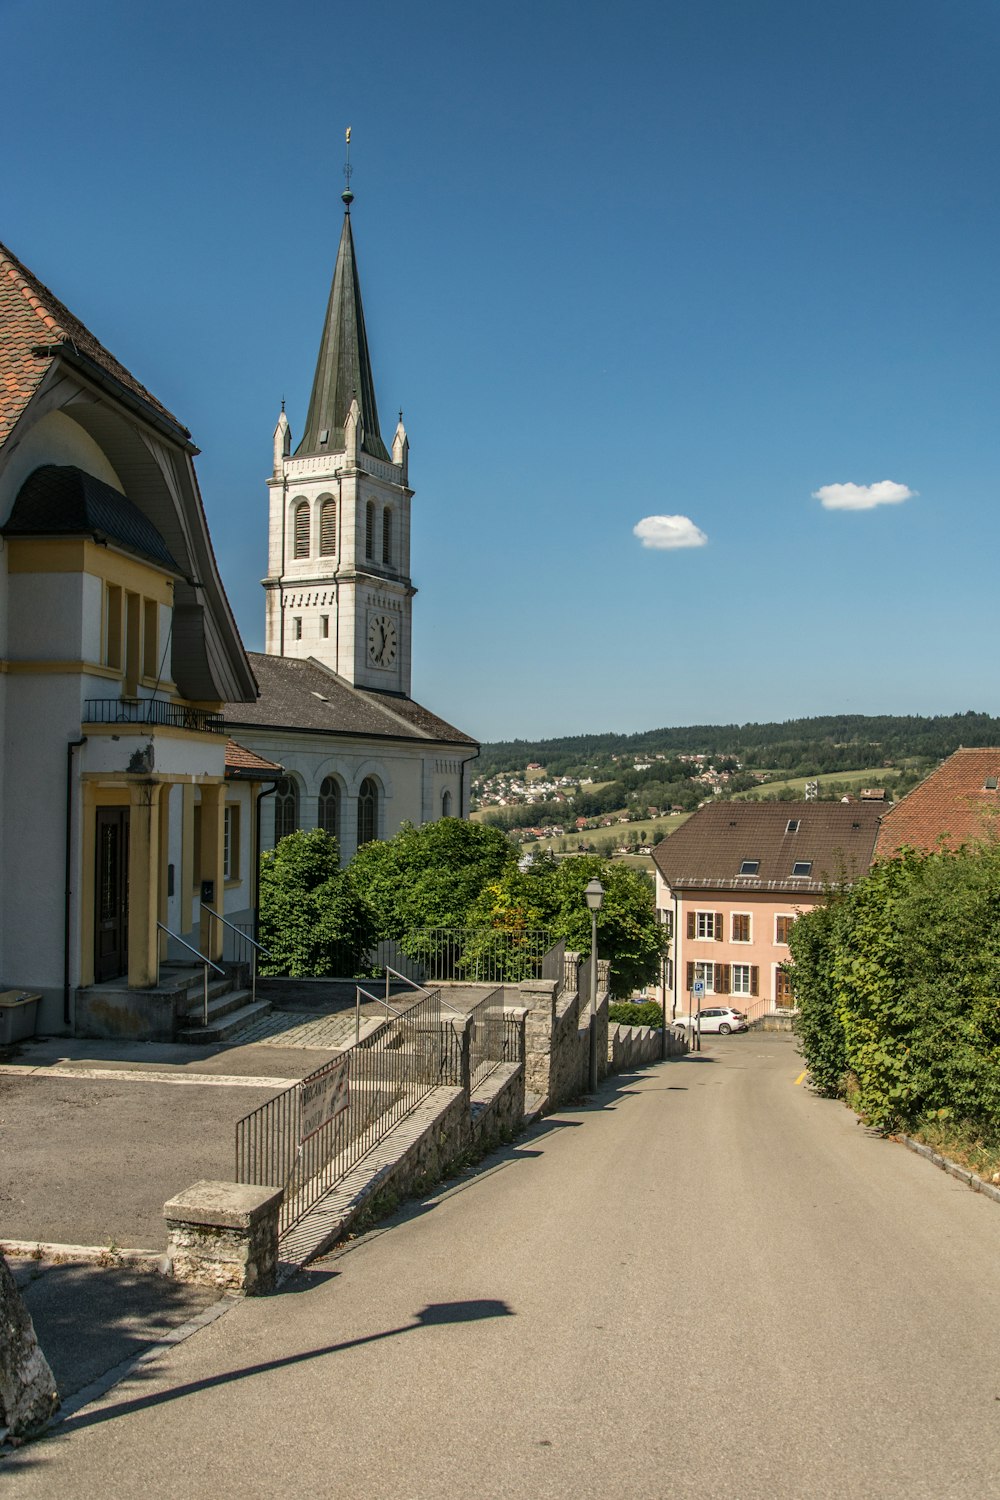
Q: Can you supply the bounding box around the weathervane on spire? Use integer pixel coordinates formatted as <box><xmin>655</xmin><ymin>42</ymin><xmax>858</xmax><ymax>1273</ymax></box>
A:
<box><xmin>342</xmin><ymin>125</ymin><xmax>354</xmax><ymax>209</ymax></box>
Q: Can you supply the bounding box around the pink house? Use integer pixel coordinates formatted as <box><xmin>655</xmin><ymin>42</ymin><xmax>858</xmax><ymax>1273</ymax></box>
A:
<box><xmin>651</xmin><ymin>801</ymin><xmax>881</xmax><ymax>1021</ymax></box>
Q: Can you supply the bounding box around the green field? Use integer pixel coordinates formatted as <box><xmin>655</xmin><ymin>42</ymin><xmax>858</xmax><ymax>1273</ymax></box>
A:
<box><xmin>732</xmin><ymin>768</ymin><xmax>885</xmax><ymax>800</ymax></box>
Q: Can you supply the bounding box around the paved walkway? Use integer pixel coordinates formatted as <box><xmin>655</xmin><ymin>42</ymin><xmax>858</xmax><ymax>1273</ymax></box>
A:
<box><xmin>6</xmin><ymin>1033</ymin><xmax>1000</xmax><ymax>1497</ymax></box>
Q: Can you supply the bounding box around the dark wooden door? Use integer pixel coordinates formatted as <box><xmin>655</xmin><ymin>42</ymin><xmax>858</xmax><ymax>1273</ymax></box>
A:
<box><xmin>95</xmin><ymin>808</ymin><xmax>129</xmax><ymax>982</ymax></box>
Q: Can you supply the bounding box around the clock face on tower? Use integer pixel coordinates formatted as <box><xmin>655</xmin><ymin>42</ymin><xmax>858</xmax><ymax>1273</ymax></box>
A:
<box><xmin>367</xmin><ymin>613</ymin><xmax>398</xmax><ymax>668</ymax></box>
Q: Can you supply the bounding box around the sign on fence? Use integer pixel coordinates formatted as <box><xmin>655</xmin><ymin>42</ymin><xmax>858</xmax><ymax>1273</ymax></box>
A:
<box><xmin>299</xmin><ymin>1054</ymin><xmax>350</xmax><ymax>1142</ymax></box>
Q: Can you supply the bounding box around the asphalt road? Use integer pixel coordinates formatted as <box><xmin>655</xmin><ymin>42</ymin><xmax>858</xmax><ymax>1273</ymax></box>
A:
<box><xmin>6</xmin><ymin>1033</ymin><xmax>1000</xmax><ymax>1498</ymax></box>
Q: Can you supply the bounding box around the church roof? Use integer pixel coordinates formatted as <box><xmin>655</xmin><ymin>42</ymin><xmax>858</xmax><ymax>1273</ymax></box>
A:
<box><xmin>295</xmin><ymin>211</ymin><xmax>390</xmax><ymax>463</ymax></box>
<box><xmin>225</xmin><ymin>653</ymin><xmax>477</xmax><ymax>748</ymax></box>
<box><xmin>0</xmin><ymin>240</ymin><xmax>186</xmax><ymax>450</ymax></box>
<box><xmin>4</xmin><ymin>464</ymin><xmax>179</xmax><ymax>572</ymax></box>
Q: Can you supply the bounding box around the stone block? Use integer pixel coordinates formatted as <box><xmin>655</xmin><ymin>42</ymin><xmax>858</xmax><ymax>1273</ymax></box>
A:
<box><xmin>164</xmin><ymin>1180</ymin><xmax>283</xmax><ymax>1296</ymax></box>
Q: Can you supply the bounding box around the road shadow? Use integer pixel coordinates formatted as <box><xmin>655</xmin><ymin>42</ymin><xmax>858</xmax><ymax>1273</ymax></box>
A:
<box><xmin>13</xmin><ymin>1260</ymin><xmax>221</xmax><ymax>1400</ymax></box>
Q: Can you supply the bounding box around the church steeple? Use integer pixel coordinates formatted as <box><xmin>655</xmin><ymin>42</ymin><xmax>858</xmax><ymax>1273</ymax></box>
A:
<box><xmin>295</xmin><ymin>206</ymin><xmax>390</xmax><ymax>462</ymax></box>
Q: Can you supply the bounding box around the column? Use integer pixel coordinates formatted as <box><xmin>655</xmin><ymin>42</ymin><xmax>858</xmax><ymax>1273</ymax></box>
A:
<box><xmin>198</xmin><ymin>782</ymin><xmax>225</xmax><ymax>961</ymax></box>
<box><xmin>127</xmin><ymin>781</ymin><xmax>164</xmax><ymax>987</ymax></box>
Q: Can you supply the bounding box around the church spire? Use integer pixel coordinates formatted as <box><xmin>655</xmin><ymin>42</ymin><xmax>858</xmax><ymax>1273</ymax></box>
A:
<box><xmin>295</xmin><ymin>136</ymin><xmax>389</xmax><ymax>462</ymax></box>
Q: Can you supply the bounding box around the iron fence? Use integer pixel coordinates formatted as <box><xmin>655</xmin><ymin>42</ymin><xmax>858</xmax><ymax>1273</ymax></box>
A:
<box><xmin>235</xmin><ymin>986</ymin><xmax>447</xmax><ymax>1238</ymax></box>
<box><xmin>467</xmin><ymin>986</ymin><xmax>505</xmax><ymax>1091</ymax></box>
<box><xmin>404</xmin><ymin>929</ymin><xmax>563</xmax><ymax>985</ymax></box>
<box><xmin>83</xmin><ymin>698</ymin><xmax>226</xmax><ymax>734</ymax></box>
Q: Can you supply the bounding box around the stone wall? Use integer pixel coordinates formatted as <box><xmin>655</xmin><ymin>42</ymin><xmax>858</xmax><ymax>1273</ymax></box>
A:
<box><xmin>519</xmin><ymin>958</ymin><xmax>610</xmax><ymax>1112</ymax></box>
<box><xmin>470</xmin><ymin>1062</ymin><xmax>525</xmax><ymax>1153</ymax></box>
<box><xmin>608</xmin><ymin>1022</ymin><xmax>689</xmax><ymax>1073</ymax></box>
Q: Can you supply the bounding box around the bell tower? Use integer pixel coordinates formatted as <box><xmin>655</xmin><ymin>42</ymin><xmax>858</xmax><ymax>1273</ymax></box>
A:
<box><xmin>263</xmin><ymin>136</ymin><xmax>414</xmax><ymax>695</ymax></box>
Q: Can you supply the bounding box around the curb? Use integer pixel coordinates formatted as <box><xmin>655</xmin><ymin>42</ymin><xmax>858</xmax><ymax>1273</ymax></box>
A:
<box><xmin>1</xmin><ymin>1239</ymin><xmax>163</xmax><ymax>1271</ymax></box>
<box><xmin>893</xmin><ymin>1134</ymin><xmax>1000</xmax><ymax>1206</ymax></box>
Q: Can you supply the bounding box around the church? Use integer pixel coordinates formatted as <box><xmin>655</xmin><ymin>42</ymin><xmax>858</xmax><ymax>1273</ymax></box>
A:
<box><xmin>224</xmin><ymin>176</ymin><xmax>478</xmax><ymax>873</ymax></box>
<box><xmin>0</xmin><ymin>172</ymin><xmax>476</xmax><ymax>1037</ymax></box>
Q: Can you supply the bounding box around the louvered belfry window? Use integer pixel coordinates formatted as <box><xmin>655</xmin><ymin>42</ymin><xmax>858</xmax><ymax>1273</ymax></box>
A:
<box><xmin>365</xmin><ymin>502</ymin><xmax>374</xmax><ymax>559</ymax></box>
<box><xmin>293</xmin><ymin>502</ymin><xmax>310</xmax><ymax>559</ymax></box>
<box><xmin>320</xmin><ymin>498</ymin><xmax>336</xmax><ymax>556</ymax></box>
<box><xmin>382</xmin><ymin>507</ymin><xmax>392</xmax><ymax>565</ymax></box>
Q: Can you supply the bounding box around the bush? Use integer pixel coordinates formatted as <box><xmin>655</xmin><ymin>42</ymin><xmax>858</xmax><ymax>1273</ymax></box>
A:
<box><xmin>608</xmin><ymin>1000</ymin><xmax>664</xmax><ymax>1028</ymax></box>
<box><xmin>259</xmin><ymin>829</ymin><xmax>376</xmax><ymax>977</ymax></box>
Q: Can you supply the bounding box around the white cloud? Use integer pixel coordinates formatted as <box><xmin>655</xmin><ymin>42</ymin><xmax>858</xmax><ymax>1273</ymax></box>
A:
<box><xmin>812</xmin><ymin>480</ymin><xmax>917</xmax><ymax>511</ymax></box>
<box><xmin>633</xmin><ymin>514</ymin><xmax>708</xmax><ymax>550</ymax></box>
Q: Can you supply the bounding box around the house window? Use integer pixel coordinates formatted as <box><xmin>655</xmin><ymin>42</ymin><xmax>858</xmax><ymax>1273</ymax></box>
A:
<box><xmin>791</xmin><ymin>861</ymin><xmax>812</xmax><ymax>877</ymax></box>
<box><xmin>124</xmin><ymin>591</ymin><xmax>141</xmax><ymax>696</ymax></box>
<box><xmin>660</xmin><ymin>909</ymin><xmax>674</xmax><ymax>940</ymax></box>
<box><xmin>775</xmin><ymin>915</ymin><xmax>796</xmax><ymax>945</ymax></box>
<box><xmin>739</xmin><ymin>860</ymin><xmax>759</xmax><ymax>876</ymax></box>
<box><xmin>319</xmin><ymin>498</ymin><xmax>337</xmax><ymax>556</ymax></box>
<box><xmin>320</xmin><ymin>615</ymin><xmax>329</xmax><ymax>639</ymax></box>
<box><xmin>104</xmin><ymin>584</ymin><xmax>123</xmax><ymax>669</ymax></box>
<box><xmin>319</xmin><ymin>777</ymin><xmax>340</xmax><ymax>842</ymax></box>
<box><xmin>273</xmin><ymin>777</ymin><xmax>299</xmax><ymax>845</ymax></box>
<box><xmin>142</xmin><ymin>599</ymin><xmax>159</xmax><ymax>679</ymax></box>
<box><xmin>732</xmin><ymin>913</ymin><xmax>751</xmax><ymax>943</ymax></box>
<box><xmin>224</xmin><ymin>805</ymin><xmax>240</xmax><ymax>882</ymax></box>
<box><xmin>687</xmin><ymin>910</ymin><xmax>722</xmax><ymax>940</ymax></box>
<box><xmin>382</xmin><ymin>506</ymin><xmax>392</xmax><ymax>565</ymax></box>
<box><xmin>732</xmin><ymin>964</ymin><xmax>759</xmax><ymax>997</ymax></box>
<box><xmin>365</xmin><ymin>502</ymin><xmax>374</xmax><ymax>559</ymax></box>
<box><xmin>775</xmin><ymin>967</ymin><xmax>794</xmax><ymax>1004</ymax></box>
<box><xmin>357</xmin><ymin>777</ymin><xmax>378</xmax><ymax>847</ymax></box>
<box><xmin>293</xmin><ymin>501</ymin><xmax>310</xmax><ymax>559</ymax></box>
<box><xmin>685</xmin><ymin>960</ymin><xmax>716</xmax><ymax>995</ymax></box>
<box><xmin>441</xmin><ymin>788</ymin><xmax>452</xmax><ymax>818</ymax></box>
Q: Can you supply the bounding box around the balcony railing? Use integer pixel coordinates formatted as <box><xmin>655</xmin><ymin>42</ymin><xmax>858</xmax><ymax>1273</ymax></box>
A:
<box><xmin>83</xmin><ymin>699</ymin><xmax>227</xmax><ymax>734</ymax></box>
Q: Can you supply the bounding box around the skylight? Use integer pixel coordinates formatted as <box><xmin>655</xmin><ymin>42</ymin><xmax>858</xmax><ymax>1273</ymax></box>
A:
<box><xmin>791</xmin><ymin>861</ymin><xmax>812</xmax><ymax>877</ymax></box>
<box><xmin>986</xmin><ymin>777</ymin><xmax>998</xmax><ymax>790</ymax></box>
<box><xmin>739</xmin><ymin>860</ymin><xmax>759</xmax><ymax>875</ymax></box>
<box><xmin>785</xmin><ymin>819</ymin><xmax>800</xmax><ymax>834</ymax></box>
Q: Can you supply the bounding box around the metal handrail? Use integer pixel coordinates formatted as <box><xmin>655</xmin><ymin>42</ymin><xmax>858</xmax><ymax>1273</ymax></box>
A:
<box><xmin>382</xmin><ymin>963</ymin><xmax>463</xmax><ymax>1014</ymax></box>
<box><xmin>157</xmin><ymin>922</ymin><xmax>225</xmax><ymax>1027</ymax></box>
<box><xmin>202</xmin><ymin>907</ymin><xmax>273</xmax><ymax>1010</ymax></box>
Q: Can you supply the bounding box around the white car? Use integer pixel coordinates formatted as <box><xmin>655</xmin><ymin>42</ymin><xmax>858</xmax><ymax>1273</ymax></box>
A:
<box><xmin>672</xmin><ymin>1006</ymin><xmax>748</xmax><ymax>1035</ymax></box>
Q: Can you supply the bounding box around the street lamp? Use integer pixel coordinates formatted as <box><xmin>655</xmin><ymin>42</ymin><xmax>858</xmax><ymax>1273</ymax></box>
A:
<box><xmin>584</xmin><ymin>877</ymin><xmax>604</xmax><ymax>1092</ymax></box>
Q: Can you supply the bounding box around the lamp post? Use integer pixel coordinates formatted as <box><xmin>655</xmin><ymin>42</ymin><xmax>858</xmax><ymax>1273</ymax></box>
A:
<box><xmin>585</xmin><ymin>877</ymin><xmax>604</xmax><ymax>1093</ymax></box>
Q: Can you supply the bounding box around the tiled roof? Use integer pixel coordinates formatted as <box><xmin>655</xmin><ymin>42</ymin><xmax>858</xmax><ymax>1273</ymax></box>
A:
<box><xmin>224</xmin><ymin>739</ymin><xmax>283</xmax><ymax>779</ymax></box>
<box><xmin>4</xmin><ymin>464</ymin><xmax>179</xmax><ymax>571</ymax></box>
<box><xmin>224</xmin><ymin>653</ymin><xmax>477</xmax><ymax>748</ymax></box>
<box><xmin>875</xmin><ymin>747</ymin><xmax>1000</xmax><ymax>858</ymax></box>
<box><xmin>0</xmin><ymin>239</ymin><xmax>183</xmax><ymax>450</ymax></box>
<box><xmin>652</xmin><ymin>800</ymin><xmax>882</xmax><ymax>894</ymax></box>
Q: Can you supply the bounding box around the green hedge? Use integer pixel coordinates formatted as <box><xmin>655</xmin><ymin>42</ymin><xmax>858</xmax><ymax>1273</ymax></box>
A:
<box><xmin>788</xmin><ymin>845</ymin><xmax>1000</xmax><ymax>1132</ymax></box>
<box><xmin>608</xmin><ymin>1000</ymin><xmax>664</xmax><ymax>1028</ymax></box>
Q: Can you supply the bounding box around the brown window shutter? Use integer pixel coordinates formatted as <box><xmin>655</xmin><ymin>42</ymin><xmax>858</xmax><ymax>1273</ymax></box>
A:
<box><xmin>716</xmin><ymin>964</ymin><xmax>730</xmax><ymax>995</ymax></box>
<box><xmin>715</xmin><ymin>912</ymin><xmax>724</xmax><ymax>941</ymax></box>
<box><xmin>751</xmin><ymin>966</ymin><xmax>759</xmax><ymax>997</ymax></box>
<box><xmin>686</xmin><ymin>962</ymin><xmax>695</xmax><ymax>991</ymax></box>
<box><xmin>687</xmin><ymin>911</ymin><xmax>696</xmax><ymax>940</ymax></box>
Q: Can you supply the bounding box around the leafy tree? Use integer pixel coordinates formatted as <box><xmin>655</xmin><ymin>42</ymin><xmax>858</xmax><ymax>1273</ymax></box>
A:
<box><xmin>347</xmin><ymin>818</ymin><xmax>515</xmax><ymax>940</ymax></box>
<box><xmin>258</xmin><ymin>829</ymin><xmax>375</xmax><ymax>977</ymax></box>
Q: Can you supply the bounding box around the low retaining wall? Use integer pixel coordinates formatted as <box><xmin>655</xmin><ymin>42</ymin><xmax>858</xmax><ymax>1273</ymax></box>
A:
<box><xmin>470</xmin><ymin>1062</ymin><xmax>525</xmax><ymax>1152</ymax></box>
<box><xmin>607</xmin><ymin>1022</ymin><xmax>689</xmax><ymax>1071</ymax></box>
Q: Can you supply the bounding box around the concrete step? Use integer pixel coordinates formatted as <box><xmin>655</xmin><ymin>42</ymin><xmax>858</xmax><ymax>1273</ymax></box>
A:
<box><xmin>183</xmin><ymin>987</ymin><xmax>255</xmax><ymax>1025</ymax></box>
<box><xmin>177</xmin><ymin>998</ymin><xmax>271</xmax><ymax>1044</ymax></box>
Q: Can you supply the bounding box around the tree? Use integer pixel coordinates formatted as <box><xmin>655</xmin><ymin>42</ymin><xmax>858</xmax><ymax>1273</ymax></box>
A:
<box><xmin>258</xmin><ymin>829</ymin><xmax>376</xmax><ymax>977</ymax></box>
<box><xmin>347</xmin><ymin>818</ymin><xmax>515</xmax><ymax>940</ymax></box>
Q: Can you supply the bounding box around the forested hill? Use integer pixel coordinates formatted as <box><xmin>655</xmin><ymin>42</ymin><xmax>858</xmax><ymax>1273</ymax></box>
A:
<box><xmin>478</xmin><ymin>712</ymin><xmax>1000</xmax><ymax>778</ymax></box>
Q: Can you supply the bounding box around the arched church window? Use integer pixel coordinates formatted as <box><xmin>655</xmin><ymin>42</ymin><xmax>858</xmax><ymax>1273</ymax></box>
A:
<box><xmin>365</xmin><ymin>502</ymin><xmax>375</xmax><ymax>560</ymax></box>
<box><xmin>319</xmin><ymin>498</ymin><xmax>337</xmax><ymax>556</ymax></box>
<box><xmin>319</xmin><ymin>777</ymin><xmax>341</xmax><ymax>843</ymax></box>
<box><xmin>382</xmin><ymin>507</ymin><xmax>392</xmax><ymax>565</ymax></box>
<box><xmin>357</xmin><ymin>777</ymin><xmax>378</xmax><ymax>848</ymax></box>
<box><xmin>293</xmin><ymin>502</ymin><xmax>310</xmax><ymax>559</ymax></box>
<box><xmin>441</xmin><ymin>789</ymin><xmax>452</xmax><ymax>819</ymax></box>
<box><xmin>273</xmin><ymin>777</ymin><xmax>299</xmax><ymax>846</ymax></box>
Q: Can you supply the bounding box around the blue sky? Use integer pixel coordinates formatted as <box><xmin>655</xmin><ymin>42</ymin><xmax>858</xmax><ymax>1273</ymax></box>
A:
<box><xmin>6</xmin><ymin>0</ymin><xmax>1000</xmax><ymax>741</ymax></box>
